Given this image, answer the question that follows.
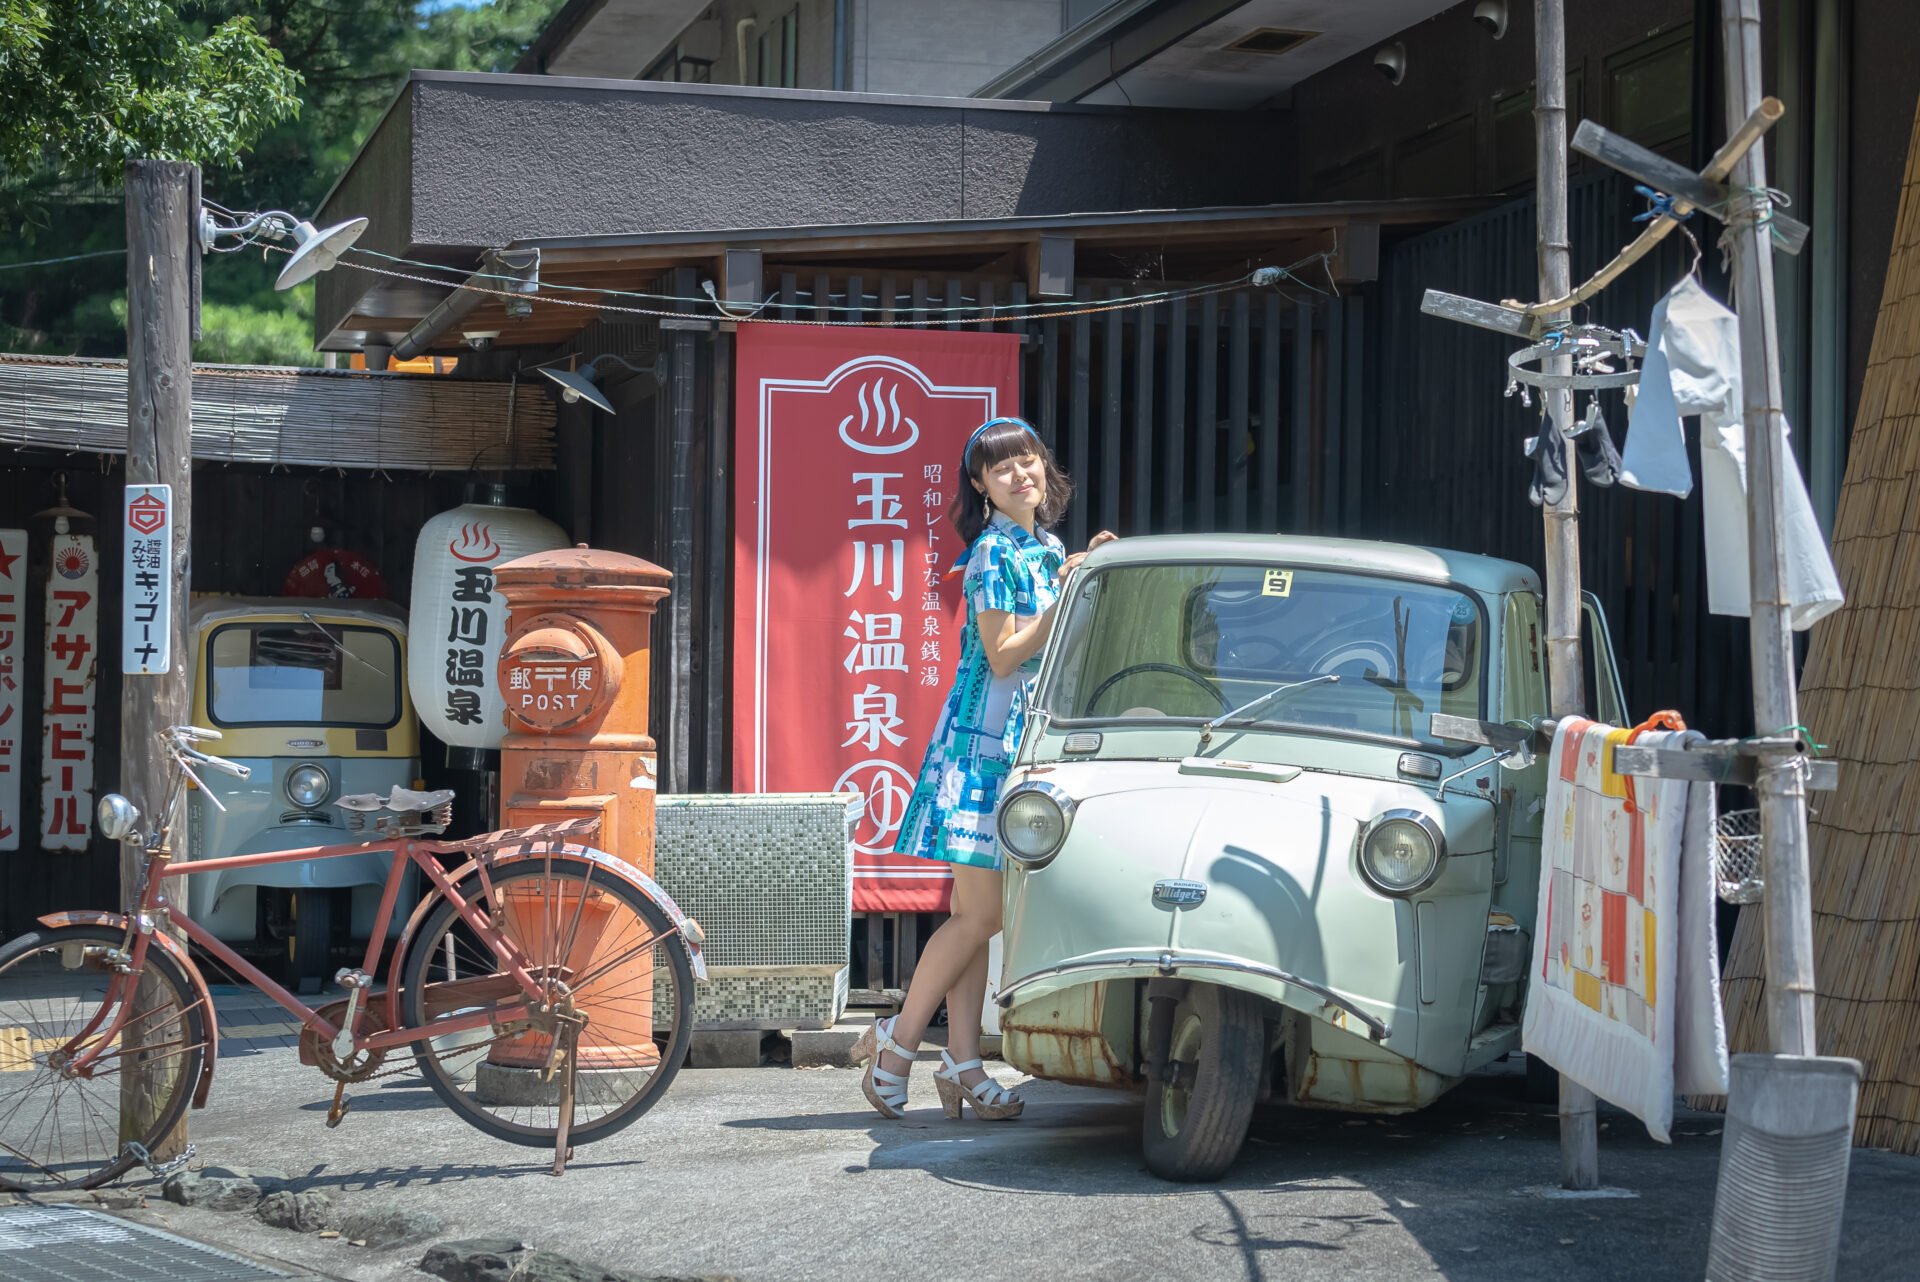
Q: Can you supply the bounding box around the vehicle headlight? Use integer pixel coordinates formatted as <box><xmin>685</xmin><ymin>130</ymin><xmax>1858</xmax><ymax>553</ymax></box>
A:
<box><xmin>1357</xmin><ymin>810</ymin><xmax>1447</xmax><ymax>896</ymax></box>
<box><xmin>97</xmin><ymin>794</ymin><xmax>141</xmax><ymax>841</ymax></box>
<box><xmin>285</xmin><ymin>763</ymin><xmax>331</xmax><ymax>809</ymax></box>
<box><xmin>997</xmin><ymin>782</ymin><xmax>1075</xmax><ymax>866</ymax></box>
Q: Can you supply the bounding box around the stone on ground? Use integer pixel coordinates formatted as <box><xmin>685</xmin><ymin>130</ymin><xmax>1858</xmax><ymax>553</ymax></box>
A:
<box><xmin>161</xmin><ymin>1166</ymin><xmax>287</xmax><ymax>1211</ymax></box>
<box><xmin>255</xmin><ymin>1188</ymin><xmax>337</xmax><ymax>1233</ymax></box>
<box><xmin>419</xmin><ymin>1237</ymin><xmax>741</xmax><ymax>1282</ymax></box>
<box><xmin>338</xmin><ymin>1202</ymin><xmax>445</xmax><ymax>1247</ymax></box>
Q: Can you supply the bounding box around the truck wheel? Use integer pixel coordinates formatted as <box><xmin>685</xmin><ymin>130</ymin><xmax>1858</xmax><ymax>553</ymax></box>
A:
<box><xmin>1142</xmin><ymin>984</ymin><xmax>1264</xmax><ymax>1182</ymax></box>
<box><xmin>289</xmin><ymin>891</ymin><xmax>333</xmax><ymax>994</ymax></box>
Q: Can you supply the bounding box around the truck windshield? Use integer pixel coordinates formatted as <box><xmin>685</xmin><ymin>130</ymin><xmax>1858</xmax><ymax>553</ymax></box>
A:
<box><xmin>1039</xmin><ymin>564</ymin><xmax>1485</xmax><ymax>747</ymax></box>
<box><xmin>206</xmin><ymin>623</ymin><xmax>402</xmax><ymax>728</ymax></box>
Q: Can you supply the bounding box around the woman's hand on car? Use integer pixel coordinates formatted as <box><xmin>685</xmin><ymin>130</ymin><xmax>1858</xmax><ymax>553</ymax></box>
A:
<box><xmin>1057</xmin><ymin>530</ymin><xmax>1118</xmax><ymax>586</ymax></box>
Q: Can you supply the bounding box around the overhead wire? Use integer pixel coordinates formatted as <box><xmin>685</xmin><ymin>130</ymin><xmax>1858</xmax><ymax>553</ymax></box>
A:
<box><xmin>334</xmin><ymin>245</ymin><xmax>1337</xmax><ymax>328</ymax></box>
<box><xmin>0</xmin><ymin>249</ymin><xmax>126</xmax><ymax>271</ymax></box>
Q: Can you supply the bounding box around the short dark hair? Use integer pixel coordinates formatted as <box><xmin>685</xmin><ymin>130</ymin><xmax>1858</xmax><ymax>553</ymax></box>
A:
<box><xmin>946</xmin><ymin>417</ymin><xmax>1074</xmax><ymax>544</ymax></box>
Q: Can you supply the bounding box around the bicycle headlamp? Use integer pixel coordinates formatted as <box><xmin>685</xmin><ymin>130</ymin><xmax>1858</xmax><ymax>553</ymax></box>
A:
<box><xmin>1357</xmin><ymin>810</ymin><xmax>1446</xmax><ymax>896</ymax></box>
<box><xmin>997</xmin><ymin>781</ymin><xmax>1075</xmax><ymax>866</ymax></box>
<box><xmin>97</xmin><ymin>793</ymin><xmax>142</xmax><ymax>841</ymax></box>
<box><xmin>285</xmin><ymin>763</ymin><xmax>331</xmax><ymax>809</ymax></box>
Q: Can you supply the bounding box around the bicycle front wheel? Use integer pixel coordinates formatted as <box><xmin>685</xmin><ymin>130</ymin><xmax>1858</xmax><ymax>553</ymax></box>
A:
<box><xmin>0</xmin><ymin>926</ymin><xmax>208</xmax><ymax>1191</ymax></box>
<box><xmin>401</xmin><ymin>856</ymin><xmax>695</xmax><ymax>1148</ymax></box>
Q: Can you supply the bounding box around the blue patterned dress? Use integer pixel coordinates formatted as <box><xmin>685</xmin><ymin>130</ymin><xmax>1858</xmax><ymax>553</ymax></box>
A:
<box><xmin>894</xmin><ymin>513</ymin><xmax>1065</xmax><ymax>870</ymax></box>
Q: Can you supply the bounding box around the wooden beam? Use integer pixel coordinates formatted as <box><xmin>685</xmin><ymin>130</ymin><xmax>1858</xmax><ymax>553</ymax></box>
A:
<box><xmin>723</xmin><ymin>248</ymin><xmax>763</xmax><ymax>305</ymax></box>
<box><xmin>1611</xmin><ymin>744</ymin><xmax>1837</xmax><ymax>790</ymax></box>
<box><xmin>1571</xmin><ymin>117</ymin><xmax>1809</xmax><ymax>254</ymax></box>
<box><xmin>123</xmin><ymin>157</ymin><xmax>197</xmax><ymax>1162</ymax></box>
<box><xmin>1419</xmin><ymin>288</ymin><xmax>1546</xmax><ymax>339</ymax></box>
<box><xmin>1328</xmin><ymin>221</ymin><xmax>1380</xmax><ymax>283</ymax></box>
<box><xmin>1026</xmin><ymin>233</ymin><xmax>1075</xmax><ymax>297</ymax></box>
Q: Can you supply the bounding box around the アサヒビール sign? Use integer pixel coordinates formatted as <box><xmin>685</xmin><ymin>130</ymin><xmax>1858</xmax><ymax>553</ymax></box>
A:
<box><xmin>734</xmin><ymin>326</ymin><xmax>1020</xmax><ymax>912</ymax></box>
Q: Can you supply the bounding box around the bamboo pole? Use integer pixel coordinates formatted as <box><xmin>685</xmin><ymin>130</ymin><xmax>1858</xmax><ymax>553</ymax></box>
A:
<box><xmin>1718</xmin><ymin>0</ymin><xmax>1819</xmax><ymax>1057</ymax></box>
<box><xmin>1532</xmin><ymin>0</ymin><xmax>1601</xmax><ymax>1190</ymax></box>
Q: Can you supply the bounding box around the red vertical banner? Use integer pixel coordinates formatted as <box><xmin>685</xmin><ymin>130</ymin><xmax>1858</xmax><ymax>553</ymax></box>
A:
<box><xmin>734</xmin><ymin>326</ymin><xmax>1020</xmax><ymax>912</ymax></box>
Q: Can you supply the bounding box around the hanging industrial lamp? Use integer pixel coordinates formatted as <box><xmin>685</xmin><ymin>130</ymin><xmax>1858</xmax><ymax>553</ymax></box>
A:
<box><xmin>534</xmin><ymin>353</ymin><xmax>671</xmax><ymax>415</ymax></box>
<box><xmin>198</xmin><ymin>207</ymin><xmax>369</xmax><ymax>289</ymax></box>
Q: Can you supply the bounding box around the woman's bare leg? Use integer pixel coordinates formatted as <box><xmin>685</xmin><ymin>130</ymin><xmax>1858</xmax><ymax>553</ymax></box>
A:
<box><xmin>878</xmin><ymin>864</ymin><xmax>1001</xmax><ymax>1079</ymax></box>
<box><xmin>942</xmin><ymin>938</ymin><xmax>992</xmax><ymax>1091</ymax></box>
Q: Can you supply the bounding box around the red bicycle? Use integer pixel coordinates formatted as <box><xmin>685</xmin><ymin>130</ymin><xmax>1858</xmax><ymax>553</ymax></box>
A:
<box><xmin>0</xmin><ymin>725</ymin><xmax>704</xmax><ymax>1189</ymax></box>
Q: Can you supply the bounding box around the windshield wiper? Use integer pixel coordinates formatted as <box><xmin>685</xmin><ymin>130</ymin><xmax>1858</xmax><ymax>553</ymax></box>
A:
<box><xmin>1200</xmin><ymin>674</ymin><xmax>1339</xmax><ymax>743</ymax></box>
<box><xmin>301</xmin><ymin>612</ymin><xmax>389</xmax><ymax>678</ymax></box>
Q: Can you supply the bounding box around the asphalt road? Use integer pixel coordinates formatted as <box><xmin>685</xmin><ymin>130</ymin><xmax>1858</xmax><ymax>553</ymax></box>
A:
<box><xmin>95</xmin><ymin>1030</ymin><xmax>1919</xmax><ymax>1282</ymax></box>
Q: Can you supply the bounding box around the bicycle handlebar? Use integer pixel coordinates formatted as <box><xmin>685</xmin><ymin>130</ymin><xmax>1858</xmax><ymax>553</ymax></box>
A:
<box><xmin>162</xmin><ymin>726</ymin><xmax>251</xmax><ymax>781</ymax></box>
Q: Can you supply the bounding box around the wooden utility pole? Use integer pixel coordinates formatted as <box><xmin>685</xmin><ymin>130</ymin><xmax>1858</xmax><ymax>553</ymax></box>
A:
<box><xmin>122</xmin><ymin>158</ymin><xmax>198</xmax><ymax>1156</ymax></box>
<box><xmin>1532</xmin><ymin>0</ymin><xmax>1601</xmax><ymax>1189</ymax></box>
<box><xmin>1717</xmin><ymin>0</ymin><xmax>1819</xmax><ymax>1056</ymax></box>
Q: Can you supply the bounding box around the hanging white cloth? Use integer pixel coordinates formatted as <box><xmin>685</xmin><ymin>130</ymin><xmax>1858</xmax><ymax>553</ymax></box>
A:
<box><xmin>1522</xmin><ymin>719</ymin><xmax>1730</xmax><ymax>1143</ymax></box>
<box><xmin>1620</xmin><ymin>276</ymin><xmax>1842</xmax><ymax>630</ymax></box>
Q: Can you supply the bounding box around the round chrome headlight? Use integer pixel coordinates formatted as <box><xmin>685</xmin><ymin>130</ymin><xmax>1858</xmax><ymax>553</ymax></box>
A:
<box><xmin>997</xmin><ymin>782</ymin><xmax>1074</xmax><ymax>866</ymax></box>
<box><xmin>1357</xmin><ymin>810</ymin><xmax>1446</xmax><ymax>896</ymax></box>
<box><xmin>96</xmin><ymin>793</ymin><xmax>142</xmax><ymax>841</ymax></box>
<box><xmin>285</xmin><ymin>763</ymin><xmax>331</xmax><ymax>809</ymax></box>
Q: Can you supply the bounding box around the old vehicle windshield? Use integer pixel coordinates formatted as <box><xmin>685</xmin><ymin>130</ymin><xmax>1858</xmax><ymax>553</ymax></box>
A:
<box><xmin>206</xmin><ymin>623</ymin><xmax>402</xmax><ymax>728</ymax></box>
<box><xmin>1040</xmin><ymin>563</ymin><xmax>1485</xmax><ymax>748</ymax></box>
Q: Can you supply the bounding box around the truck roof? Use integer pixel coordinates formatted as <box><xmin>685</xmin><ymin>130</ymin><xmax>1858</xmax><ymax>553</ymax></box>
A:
<box><xmin>1081</xmin><ymin>533</ymin><xmax>1539</xmax><ymax>596</ymax></box>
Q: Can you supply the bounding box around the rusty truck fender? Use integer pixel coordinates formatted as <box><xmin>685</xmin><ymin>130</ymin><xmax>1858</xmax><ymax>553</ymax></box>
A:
<box><xmin>36</xmin><ymin>910</ymin><xmax>221</xmax><ymax>1109</ymax></box>
<box><xmin>386</xmin><ymin>841</ymin><xmax>707</xmax><ymax>1002</ymax></box>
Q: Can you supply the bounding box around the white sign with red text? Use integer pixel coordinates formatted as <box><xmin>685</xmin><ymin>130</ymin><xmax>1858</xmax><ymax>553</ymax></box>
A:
<box><xmin>41</xmin><ymin>532</ymin><xmax>98</xmax><ymax>849</ymax></box>
<box><xmin>122</xmin><ymin>485</ymin><xmax>171</xmax><ymax>675</ymax></box>
<box><xmin>0</xmin><ymin>529</ymin><xmax>25</xmax><ymax>851</ymax></box>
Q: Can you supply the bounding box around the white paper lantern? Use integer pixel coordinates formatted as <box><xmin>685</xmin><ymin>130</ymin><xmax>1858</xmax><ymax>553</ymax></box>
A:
<box><xmin>408</xmin><ymin>501</ymin><xmax>568</xmax><ymax>749</ymax></box>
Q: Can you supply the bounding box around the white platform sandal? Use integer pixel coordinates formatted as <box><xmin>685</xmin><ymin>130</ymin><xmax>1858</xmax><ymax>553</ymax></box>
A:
<box><xmin>851</xmin><ymin>1016</ymin><xmax>918</xmax><ymax>1119</ymax></box>
<box><xmin>934</xmin><ymin>1051</ymin><xmax>1025</xmax><ymax>1120</ymax></box>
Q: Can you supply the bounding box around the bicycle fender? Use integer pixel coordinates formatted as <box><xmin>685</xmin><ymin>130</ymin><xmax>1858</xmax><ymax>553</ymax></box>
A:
<box><xmin>36</xmin><ymin>910</ymin><xmax>220</xmax><ymax>1109</ymax></box>
<box><xmin>474</xmin><ymin>844</ymin><xmax>709</xmax><ymax>981</ymax></box>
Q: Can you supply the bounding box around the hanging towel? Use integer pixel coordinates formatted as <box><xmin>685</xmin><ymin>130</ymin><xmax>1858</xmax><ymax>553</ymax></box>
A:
<box><xmin>1619</xmin><ymin>276</ymin><xmax>1843</xmax><ymax>630</ymax></box>
<box><xmin>1522</xmin><ymin>718</ymin><xmax>1731</xmax><ymax>1142</ymax></box>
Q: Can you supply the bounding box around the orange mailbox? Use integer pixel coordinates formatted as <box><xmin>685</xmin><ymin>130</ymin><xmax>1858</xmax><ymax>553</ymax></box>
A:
<box><xmin>491</xmin><ymin>545</ymin><xmax>671</xmax><ymax>1084</ymax></box>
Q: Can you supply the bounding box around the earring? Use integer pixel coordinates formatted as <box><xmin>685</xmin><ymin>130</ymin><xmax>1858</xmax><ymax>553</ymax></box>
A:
<box><xmin>982</xmin><ymin>495</ymin><xmax>993</xmax><ymax>521</ymax></box>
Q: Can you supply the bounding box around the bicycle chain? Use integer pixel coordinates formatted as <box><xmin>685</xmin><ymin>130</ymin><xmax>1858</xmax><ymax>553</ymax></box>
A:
<box><xmin>320</xmin><ymin>1019</ymin><xmax>538</xmax><ymax>1086</ymax></box>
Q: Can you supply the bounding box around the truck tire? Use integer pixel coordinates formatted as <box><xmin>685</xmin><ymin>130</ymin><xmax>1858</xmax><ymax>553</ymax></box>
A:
<box><xmin>1142</xmin><ymin>984</ymin><xmax>1264</xmax><ymax>1182</ymax></box>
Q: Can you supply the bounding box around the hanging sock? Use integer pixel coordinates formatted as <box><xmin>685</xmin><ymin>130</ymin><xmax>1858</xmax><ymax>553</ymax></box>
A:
<box><xmin>1526</xmin><ymin>412</ymin><xmax>1570</xmax><ymax>508</ymax></box>
<box><xmin>1571</xmin><ymin>398</ymin><xmax>1623</xmax><ymax>487</ymax></box>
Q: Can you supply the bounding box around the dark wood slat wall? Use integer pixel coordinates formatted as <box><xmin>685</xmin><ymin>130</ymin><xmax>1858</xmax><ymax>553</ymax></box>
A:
<box><xmin>1368</xmin><ymin>170</ymin><xmax>1755</xmax><ymax>737</ymax></box>
<box><xmin>630</xmin><ymin>268</ymin><xmax>1363</xmax><ymax>795</ymax></box>
<box><xmin>0</xmin><ymin>460</ymin><xmax>478</xmax><ymax>937</ymax></box>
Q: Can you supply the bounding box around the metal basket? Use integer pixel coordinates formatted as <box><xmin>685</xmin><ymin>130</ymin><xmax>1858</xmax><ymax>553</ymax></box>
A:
<box><xmin>1715</xmin><ymin>808</ymin><xmax>1765</xmax><ymax>904</ymax></box>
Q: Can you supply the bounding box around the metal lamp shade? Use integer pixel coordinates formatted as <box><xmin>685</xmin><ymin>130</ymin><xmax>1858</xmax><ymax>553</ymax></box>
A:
<box><xmin>276</xmin><ymin>217</ymin><xmax>369</xmax><ymax>290</ymax></box>
<box><xmin>538</xmin><ymin>367</ymin><xmax>615</xmax><ymax>414</ymax></box>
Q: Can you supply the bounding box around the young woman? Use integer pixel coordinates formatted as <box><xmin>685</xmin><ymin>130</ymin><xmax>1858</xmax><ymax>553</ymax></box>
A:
<box><xmin>853</xmin><ymin>416</ymin><xmax>1114</xmax><ymax>1121</ymax></box>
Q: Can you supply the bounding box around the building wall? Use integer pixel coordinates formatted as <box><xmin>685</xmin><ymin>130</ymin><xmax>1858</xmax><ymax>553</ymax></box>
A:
<box><xmin>636</xmin><ymin>0</ymin><xmax>1065</xmax><ymax>96</ymax></box>
<box><xmin>1847</xmin><ymin>0</ymin><xmax>1920</xmax><ymax>431</ymax></box>
<box><xmin>1285</xmin><ymin>0</ymin><xmax>1696</xmax><ymax>202</ymax></box>
<box><xmin>850</xmin><ymin>0</ymin><xmax>1064</xmax><ymax>97</ymax></box>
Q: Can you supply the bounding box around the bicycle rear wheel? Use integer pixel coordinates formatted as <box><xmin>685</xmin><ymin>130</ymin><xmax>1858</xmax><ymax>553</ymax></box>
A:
<box><xmin>0</xmin><ymin>927</ymin><xmax>208</xmax><ymax>1191</ymax></box>
<box><xmin>401</xmin><ymin>856</ymin><xmax>695</xmax><ymax>1148</ymax></box>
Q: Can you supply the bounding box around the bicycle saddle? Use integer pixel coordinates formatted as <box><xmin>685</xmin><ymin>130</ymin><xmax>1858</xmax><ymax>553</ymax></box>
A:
<box><xmin>337</xmin><ymin>786</ymin><xmax>457</xmax><ymax>814</ymax></box>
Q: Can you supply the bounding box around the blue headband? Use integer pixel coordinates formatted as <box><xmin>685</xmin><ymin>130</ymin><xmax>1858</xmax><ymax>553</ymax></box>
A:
<box><xmin>963</xmin><ymin>416</ymin><xmax>1040</xmax><ymax>471</ymax></box>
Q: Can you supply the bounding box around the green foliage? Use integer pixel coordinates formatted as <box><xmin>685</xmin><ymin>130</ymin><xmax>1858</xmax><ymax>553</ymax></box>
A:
<box><xmin>0</xmin><ymin>1</ymin><xmax>564</xmax><ymax>361</ymax></box>
<box><xmin>0</xmin><ymin>1</ymin><xmax>301</xmax><ymax>191</ymax></box>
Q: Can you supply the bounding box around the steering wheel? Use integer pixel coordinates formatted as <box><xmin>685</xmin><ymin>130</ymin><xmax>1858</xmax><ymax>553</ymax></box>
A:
<box><xmin>1086</xmin><ymin>663</ymin><xmax>1230</xmax><ymax>717</ymax></box>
